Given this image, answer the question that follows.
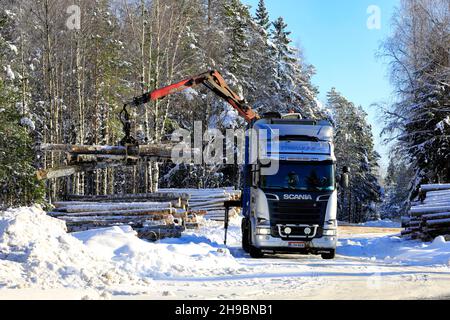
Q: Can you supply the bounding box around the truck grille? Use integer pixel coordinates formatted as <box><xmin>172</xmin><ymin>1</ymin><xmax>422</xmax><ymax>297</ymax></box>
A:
<box><xmin>269</xmin><ymin>200</ymin><xmax>325</xmax><ymax>225</ymax></box>
<box><xmin>268</xmin><ymin>200</ymin><xmax>326</xmax><ymax>239</ymax></box>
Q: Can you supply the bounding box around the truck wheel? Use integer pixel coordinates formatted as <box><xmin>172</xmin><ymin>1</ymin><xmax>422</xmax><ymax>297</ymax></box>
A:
<box><xmin>249</xmin><ymin>245</ymin><xmax>264</xmax><ymax>259</ymax></box>
<box><xmin>321</xmin><ymin>250</ymin><xmax>336</xmax><ymax>260</ymax></box>
<box><xmin>242</xmin><ymin>219</ymin><xmax>250</xmax><ymax>253</ymax></box>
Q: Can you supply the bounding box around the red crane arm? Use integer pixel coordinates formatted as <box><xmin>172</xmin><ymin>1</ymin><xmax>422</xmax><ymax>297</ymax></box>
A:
<box><xmin>127</xmin><ymin>70</ymin><xmax>259</xmax><ymax>123</ymax></box>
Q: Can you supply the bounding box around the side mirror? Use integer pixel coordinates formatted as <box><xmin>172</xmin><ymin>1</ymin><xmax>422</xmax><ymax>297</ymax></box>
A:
<box><xmin>340</xmin><ymin>173</ymin><xmax>349</xmax><ymax>189</ymax></box>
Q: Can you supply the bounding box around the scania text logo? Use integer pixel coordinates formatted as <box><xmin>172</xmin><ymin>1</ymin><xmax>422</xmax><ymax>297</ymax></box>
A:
<box><xmin>283</xmin><ymin>194</ymin><xmax>313</xmax><ymax>201</ymax></box>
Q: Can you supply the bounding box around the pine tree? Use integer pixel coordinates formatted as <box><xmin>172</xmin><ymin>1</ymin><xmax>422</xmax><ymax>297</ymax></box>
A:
<box><xmin>0</xmin><ymin>10</ymin><xmax>44</xmax><ymax>208</ymax></box>
<box><xmin>255</xmin><ymin>0</ymin><xmax>270</xmax><ymax>32</ymax></box>
<box><xmin>223</xmin><ymin>0</ymin><xmax>251</xmax><ymax>79</ymax></box>
<box><xmin>270</xmin><ymin>17</ymin><xmax>320</xmax><ymax>118</ymax></box>
<box><xmin>271</xmin><ymin>17</ymin><xmax>295</xmax><ymax>81</ymax></box>
<box><xmin>327</xmin><ymin>88</ymin><xmax>381</xmax><ymax>222</ymax></box>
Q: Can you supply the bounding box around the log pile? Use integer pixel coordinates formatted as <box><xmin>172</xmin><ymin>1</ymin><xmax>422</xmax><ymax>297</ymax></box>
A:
<box><xmin>402</xmin><ymin>184</ymin><xmax>450</xmax><ymax>241</ymax></box>
<box><xmin>159</xmin><ymin>188</ymin><xmax>242</xmax><ymax>221</ymax></box>
<box><xmin>46</xmin><ymin>188</ymin><xmax>240</xmax><ymax>241</ymax></box>
<box><xmin>48</xmin><ymin>192</ymin><xmax>202</xmax><ymax>241</ymax></box>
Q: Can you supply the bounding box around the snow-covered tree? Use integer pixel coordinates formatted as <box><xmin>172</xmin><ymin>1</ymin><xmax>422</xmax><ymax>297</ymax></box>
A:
<box><xmin>255</xmin><ymin>0</ymin><xmax>270</xmax><ymax>32</ymax></box>
<box><xmin>327</xmin><ymin>88</ymin><xmax>382</xmax><ymax>222</ymax></box>
<box><xmin>0</xmin><ymin>9</ymin><xmax>44</xmax><ymax>208</ymax></box>
<box><xmin>379</xmin><ymin>154</ymin><xmax>414</xmax><ymax>218</ymax></box>
<box><xmin>381</xmin><ymin>0</ymin><xmax>450</xmax><ymax>199</ymax></box>
<box><xmin>270</xmin><ymin>17</ymin><xmax>320</xmax><ymax>118</ymax></box>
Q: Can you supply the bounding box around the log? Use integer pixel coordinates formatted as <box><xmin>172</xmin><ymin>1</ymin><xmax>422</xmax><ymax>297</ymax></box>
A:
<box><xmin>186</xmin><ymin>210</ymin><xmax>208</xmax><ymax>216</ymax></box>
<box><xmin>422</xmin><ymin>227</ymin><xmax>450</xmax><ymax>237</ymax></box>
<box><xmin>136</xmin><ymin>225</ymin><xmax>185</xmax><ymax>241</ymax></box>
<box><xmin>37</xmin><ymin>162</ymin><xmax>123</xmax><ymax>180</ymax></box>
<box><xmin>425</xmin><ymin>218</ymin><xmax>450</xmax><ymax>228</ymax></box>
<box><xmin>48</xmin><ymin>208</ymin><xmax>176</xmax><ymax>218</ymax></box>
<box><xmin>54</xmin><ymin>203</ymin><xmax>173</xmax><ymax>213</ymax></box>
<box><xmin>415</xmin><ymin>201</ymin><xmax>450</xmax><ymax>208</ymax></box>
<box><xmin>411</xmin><ymin>206</ymin><xmax>450</xmax><ymax>216</ymax></box>
<box><xmin>37</xmin><ymin>143</ymin><xmax>200</xmax><ymax>180</ymax></box>
<box><xmin>422</xmin><ymin>212</ymin><xmax>450</xmax><ymax>222</ymax></box>
<box><xmin>420</xmin><ymin>184</ymin><xmax>450</xmax><ymax>192</ymax></box>
<box><xmin>401</xmin><ymin>216</ymin><xmax>411</xmax><ymax>228</ymax></box>
<box><xmin>40</xmin><ymin>143</ymin><xmax>176</xmax><ymax>158</ymax></box>
<box><xmin>401</xmin><ymin>230</ymin><xmax>413</xmax><ymax>236</ymax></box>
<box><xmin>66</xmin><ymin>192</ymin><xmax>190</xmax><ymax>202</ymax></box>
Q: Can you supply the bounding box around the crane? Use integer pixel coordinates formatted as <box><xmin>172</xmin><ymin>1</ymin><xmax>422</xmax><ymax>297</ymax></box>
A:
<box><xmin>119</xmin><ymin>70</ymin><xmax>259</xmax><ymax>146</ymax></box>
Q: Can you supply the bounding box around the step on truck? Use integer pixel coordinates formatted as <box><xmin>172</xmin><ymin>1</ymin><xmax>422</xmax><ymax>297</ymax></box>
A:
<box><xmin>241</xmin><ymin>113</ymin><xmax>349</xmax><ymax>260</ymax></box>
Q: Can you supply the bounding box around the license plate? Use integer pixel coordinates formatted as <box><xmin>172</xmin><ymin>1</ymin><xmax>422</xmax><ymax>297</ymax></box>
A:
<box><xmin>288</xmin><ymin>242</ymin><xmax>306</xmax><ymax>248</ymax></box>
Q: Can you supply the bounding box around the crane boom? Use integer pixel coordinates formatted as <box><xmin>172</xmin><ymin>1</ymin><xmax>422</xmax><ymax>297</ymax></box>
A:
<box><xmin>127</xmin><ymin>70</ymin><xmax>259</xmax><ymax>123</ymax></box>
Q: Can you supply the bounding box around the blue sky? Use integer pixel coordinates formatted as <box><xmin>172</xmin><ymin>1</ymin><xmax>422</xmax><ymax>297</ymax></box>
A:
<box><xmin>242</xmin><ymin>0</ymin><xmax>400</xmax><ymax>172</ymax></box>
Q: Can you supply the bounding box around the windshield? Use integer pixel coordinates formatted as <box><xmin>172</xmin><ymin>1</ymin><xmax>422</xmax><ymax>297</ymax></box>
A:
<box><xmin>260</xmin><ymin>162</ymin><xmax>335</xmax><ymax>192</ymax></box>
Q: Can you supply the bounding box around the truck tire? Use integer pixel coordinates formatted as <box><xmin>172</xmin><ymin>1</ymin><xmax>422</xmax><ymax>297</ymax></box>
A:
<box><xmin>249</xmin><ymin>245</ymin><xmax>264</xmax><ymax>259</ymax></box>
<box><xmin>242</xmin><ymin>219</ymin><xmax>250</xmax><ymax>253</ymax></box>
<box><xmin>321</xmin><ymin>250</ymin><xmax>336</xmax><ymax>260</ymax></box>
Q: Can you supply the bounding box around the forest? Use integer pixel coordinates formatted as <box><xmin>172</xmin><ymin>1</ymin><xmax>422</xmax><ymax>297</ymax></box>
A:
<box><xmin>0</xmin><ymin>0</ymin><xmax>448</xmax><ymax>223</ymax></box>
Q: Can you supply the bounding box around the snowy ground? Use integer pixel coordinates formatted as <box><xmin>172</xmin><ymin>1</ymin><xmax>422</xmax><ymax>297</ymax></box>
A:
<box><xmin>1</xmin><ymin>206</ymin><xmax>450</xmax><ymax>300</ymax></box>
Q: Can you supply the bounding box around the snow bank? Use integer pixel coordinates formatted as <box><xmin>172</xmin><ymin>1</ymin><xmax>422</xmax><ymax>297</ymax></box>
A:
<box><xmin>73</xmin><ymin>225</ymin><xmax>244</xmax><ymax>280</ymax></box>
<box><xmin>0</xmin><ymin>206</ymin><xmax>244</xmax><ymax>292</ymax></box>
<box><xmin>0</xmin><ymin>206</ymin><xmax>127</xmax><ymax>291</ymax></box>
<box><xmin>338</xmin><ymin>235</ymin><xmax>450</xmax><ymax>266</ymax></box>
<box><xmin>358</xmin><ymin>220</ymin><xmax>401</xmax><ymax>228</ymax></box>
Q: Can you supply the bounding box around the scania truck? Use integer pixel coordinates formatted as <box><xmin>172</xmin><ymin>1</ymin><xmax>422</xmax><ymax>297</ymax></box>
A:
<box><xmin>241</xmin><ymin>113</ymin><xmax>347</xmax><ymax>259</ymax></box>
<box><xmin>124</xmin><ymin>70</ymin><xmax>348</xmax><ymax>260</ymax></box>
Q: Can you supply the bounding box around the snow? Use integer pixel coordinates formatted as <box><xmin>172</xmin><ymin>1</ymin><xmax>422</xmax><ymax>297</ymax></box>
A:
<box><xmin>4</xmin><ymin>65</ymin><xmax>15</xmax><ymax>80</ymax></box>
<box><xmin>0</xmin><ymin>206</ymin><xmax>243</xmax><ymax>292</ymax></box>
<box><xmin>8</xmin><ymin>43</ymin><xmax>18</xmax><ymax>55</ymax></box>
<box><xmin>338</xmin><ymin>235</ymin><xmax>450</xmax><ymax>266</ymax></box>
<box><xmin>20</xmin><ymin>117</ymin><xmax>35</xmax><ymax>131</ymax></box>
<box><xmin>2</xmin><ymin>206</ymin><xmax>450</xmax><ymax>299</ymax></box>
<box><xmin>4</xmin><ymin>10</ymin><xmax>15</xmax><ymax>18</ymax></box>
<box><xmin>74</xmin><ymin>226</ymin><xmax>243</xmax><ymax>280</ymax></box>
<box><xmin>220</xmin><ymin>104</ymin><xmax>241</xmax><ymax>129</ymax></box>
<box><xmin>182</xmin><ymin>87</ymin><xmax>198</xmax><ymax>101</ymax></box>
<box><xmin>358</xmin><ymin>219</ymin><xmax>401</xmax><ymax>228</ymax></box>
<box><xmin>436</xmin><ymin>116</ymin><xmax>450</xmax><ymax>132</ymax></box>
<box><xmin>0</xmin><ymin>206</ymin><xmax>128</xmax><ymax>292</ymax></box>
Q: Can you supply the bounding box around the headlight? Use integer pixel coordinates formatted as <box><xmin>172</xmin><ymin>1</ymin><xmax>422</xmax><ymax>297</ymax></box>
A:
<box><xmin>323</xmin><ymin>229</ymin><xmax>337</xmax><ymax>236</ymax></box>
<box><xmin>256</xmin><ymin>227</ymin><xmax>271</xmax><ymax>235</ymax></box>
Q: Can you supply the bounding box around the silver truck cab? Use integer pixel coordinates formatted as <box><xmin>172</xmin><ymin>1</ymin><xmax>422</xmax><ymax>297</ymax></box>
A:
<box><xmin>242</xmin><ymin>114</ymin><xmax>339</xmax><ymax>259</ymax></box>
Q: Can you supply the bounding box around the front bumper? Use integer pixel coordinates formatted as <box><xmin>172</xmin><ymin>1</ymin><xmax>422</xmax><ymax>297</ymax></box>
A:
<box><xmin>253</xmin><ymin>233</ymin><xmax>337</xmax><ymax>254</ymax></box>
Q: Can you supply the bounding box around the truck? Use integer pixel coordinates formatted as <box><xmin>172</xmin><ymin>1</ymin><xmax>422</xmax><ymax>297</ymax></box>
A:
<box><xmin>123</xmin><ymin>70</ymin><xmax>349</xmax><ymax>260</ymax></box>
<box><xmin>242</xmin><ymin>114</ymin><xmax>346</xmax><ymax>259</ymax></box>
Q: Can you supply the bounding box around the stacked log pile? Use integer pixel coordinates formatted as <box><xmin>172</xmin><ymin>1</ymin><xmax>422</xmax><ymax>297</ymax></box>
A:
<box><xmin>48</xmin><ymin>194</ymin><xmax>195</xmax><ymax>241</ymax></box>
<box><xmin>47</xmin><ymin>188</ymin><xmax>241</xmax><ymax>240</ymax></box>
<box><xmin>65</xmin><ymin>193</ymin><xmax>190</xmax><ymax>210</ymax></box>
<box><xmin>159</xmin><ymin>188</ymin><xmax>242</xmax><ymax>221</ymax></box>
<box><xmin>402</xmin><ymin>184</ymin><xmax>450</xmax><ymax>241</ymax></box>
